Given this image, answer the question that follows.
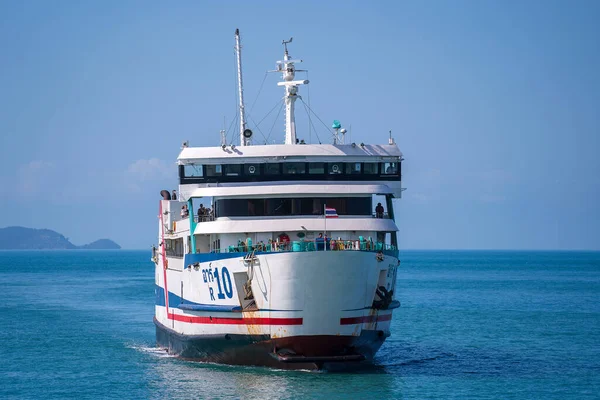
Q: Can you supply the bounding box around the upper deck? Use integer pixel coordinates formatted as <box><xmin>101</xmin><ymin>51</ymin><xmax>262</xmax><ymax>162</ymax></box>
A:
<box><xmin>177</xmin><ymin>143</ymin><xmax>403</xmax><ymax>189</ymax></box>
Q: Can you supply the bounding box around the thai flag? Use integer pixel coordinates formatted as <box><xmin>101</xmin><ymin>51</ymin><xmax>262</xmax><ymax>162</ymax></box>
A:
<box><xmin>325</xmin><ymin>207</ymin><xmax>338</xmax><ymax>218</ymax></box>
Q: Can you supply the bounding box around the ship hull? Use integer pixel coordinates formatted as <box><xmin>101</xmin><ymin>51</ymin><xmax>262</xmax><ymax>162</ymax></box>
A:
<box><xmin>155</xmin><ymin>317</ymin><xmax>387</xmax><ymax>370</ymax></box>
<box><xmin>154</xmin><ymin>250</ymin><xmax>399</xmax><ymax>370</ymax></box>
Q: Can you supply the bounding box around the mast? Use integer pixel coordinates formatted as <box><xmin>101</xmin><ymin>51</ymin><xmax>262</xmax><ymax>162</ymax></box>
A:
<box><xmin>235</xmin><ymin>29</ymin><xmax>249</xmax><ymax>146</ymax></box>
<box><xmin>276</xmin><ymin>38</ymin><xmax>308</xmax><ymax>145</ymax></box>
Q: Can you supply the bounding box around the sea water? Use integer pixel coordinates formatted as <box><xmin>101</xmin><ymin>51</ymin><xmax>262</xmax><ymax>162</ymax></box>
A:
<box><xmin>0</xmin><ymin>250</ymin><xmax>598</xmax><ymax>399</ymax></box>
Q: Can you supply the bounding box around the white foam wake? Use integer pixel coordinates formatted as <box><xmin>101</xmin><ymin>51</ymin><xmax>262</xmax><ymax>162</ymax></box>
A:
<box><xmin>127</xmin><ymin>344</ymin><xmax>174</xmax><ymax>358</ymax></box>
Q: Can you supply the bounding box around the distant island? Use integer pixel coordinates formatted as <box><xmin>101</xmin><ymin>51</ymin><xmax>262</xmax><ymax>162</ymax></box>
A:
<box><xmin>0</xmin><ymin>227</ymin><xmax>121</xmax><ymax>250</ymax></box>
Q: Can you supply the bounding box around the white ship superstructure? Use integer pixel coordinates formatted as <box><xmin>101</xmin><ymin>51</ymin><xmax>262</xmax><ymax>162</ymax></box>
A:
<box><xmin>153</xmin><ymin>30</ymin><xmax>404</xmax><ymax>370</ymax></box>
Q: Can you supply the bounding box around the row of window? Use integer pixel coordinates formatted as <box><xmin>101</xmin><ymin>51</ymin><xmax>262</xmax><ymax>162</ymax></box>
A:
<box><xmin>180</xmin><ymin>161</ymin><xmax>400</xmax><ymax>183</ymax></box>
<box><xmin>214</xmin><ymin>197</ymin><xmax>372</xmax><ymax>218</ymax></box>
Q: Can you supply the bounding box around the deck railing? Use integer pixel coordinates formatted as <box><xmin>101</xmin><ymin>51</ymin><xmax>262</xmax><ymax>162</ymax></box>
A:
<box><xmin>194</xmin><ymin>214</ymin><xmax>215</xmax><ymax>223</ymax></box>
<box><xmin>371</xmin><ymin>212</ymin><xmax>391</xmax><ymax>219</ymax></box>
<box><xmin>211</xmin><ymin>239</ymin><xmax>398</xmax><ymax>258</ymax></box>
<box><xmin>193</xmin><ymin>212</ymin><xmax>389</xmax><ymax>222</ymax></box>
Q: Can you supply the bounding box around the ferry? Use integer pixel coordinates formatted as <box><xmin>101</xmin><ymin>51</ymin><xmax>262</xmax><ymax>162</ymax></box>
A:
<box><xmin>153</xmin><ymin>29</ymin><xmax>404</xmax><ymax>370</ymax></box>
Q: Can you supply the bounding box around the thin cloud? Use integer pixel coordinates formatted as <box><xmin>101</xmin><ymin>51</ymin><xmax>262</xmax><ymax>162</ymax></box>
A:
<box><xmin>473</xmin><ymin>169</ymin><xmax>513</xmax><ymax>204</ymax></box>
<box><xmin>125</xmin><ymin>158</ymin><xmax>175</xmax><ymax>192</ymax></box>
<box><xmin>126</xmin><ymin>158</ymin><xmax>174</xmax><ymax>181</ymax></box>
<box><xmin>473</xmin><ymin>168</ymin><xmax>514</xmax><ymax>185</ymax></box>
<box><xmin>410</xmin><ymin>192</ymin><xmax>434</xmax><ymax>203</ymax></box>
<box><xmin>15</xmin><ymin>160</ymin><xmax>56</xmax><ymax>195</ymax></box>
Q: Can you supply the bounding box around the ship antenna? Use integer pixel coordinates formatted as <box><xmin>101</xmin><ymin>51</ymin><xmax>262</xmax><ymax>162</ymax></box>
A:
<box><xmin>276</xmin><ymin>37</ymin><xmax>309</xmax><ymax>145</ymax></box>
<box><xmin>235</xmin><ymin>29</ymin><xmax>252</xmax><ymax>146</ymax></box>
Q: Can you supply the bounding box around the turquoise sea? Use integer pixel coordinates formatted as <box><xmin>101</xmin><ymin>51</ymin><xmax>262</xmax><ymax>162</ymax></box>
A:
<box><xmin>0</xmin><ymin>250</ymin><xmax>598</xmax><ymax>399</ymax></box>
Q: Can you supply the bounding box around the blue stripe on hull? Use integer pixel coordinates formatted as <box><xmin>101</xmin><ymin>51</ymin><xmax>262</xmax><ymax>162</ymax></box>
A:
<box><xmin>155</xmin><ymin>285</ymin><xmax>183</xmax><ymax>308</ymax></box>
<box><xmin>184</xmin><ymin>252</ymin><xmax>244</xmax><ymax>264</ymax></box>
<box><xmin>155</xmin><ymin>285</ymin><xmax>233</xmax><ymax>310</ymax></box>
<box><xmin>178</xmin><ymin>303</ymin><xmax>242</xmax><ymax>312</ymax></box>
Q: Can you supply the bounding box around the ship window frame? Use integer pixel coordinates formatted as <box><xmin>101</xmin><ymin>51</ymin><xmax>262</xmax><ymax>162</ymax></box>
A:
<box><xmin>363</xmin><ymin>162</ymin><xmax>379</xmax><ymax>175</ymax></box>
<box><xmin>183</xmin><ymin>164</ymin><xmax>204</xmax><ymax>177</ymax></box>
<box><xmin>206</xmin><ymin>164</ymin><xmax>223</xmax><ymax>177</ymax></box>
<box><xmin>381</xmin><ymin>162</ymin><xmax>399</xmax><ymax>175</ymax></box>
<box><xmin>214</xmin><ymin>196</ymin><xmax>372</xmax><ymax>218</ymax></box>
<box><xmin>179</xmin><ymin>160</ymin><xmax>400</xmax><ymax>183</ymax></box>
<box><xmin>345</xmin><ymin>162</ymin><xmax>362</xmax><ymax>174</ymax></box>
<box><xmin>308</xmin><ymin>162</ymin><xmax>325</xmax><ymax>174</ymax></box>
<box><xmin>165</xmin><ymin>238</ymin><xmax>184</xmax><ymax>258</ymax></box>
<box><xmin>225</xmin><ymin>164</ymin><xmax>242</xmax><ymax>177</ymax></box>
<box><xmin>264</xmin><ymin>163</ymin><xmax>281</xmax><ymax>175</ymax></box>
<box><xmin>282</xmin><ymin>162</ymin><xmax>307</xmax><ymax>175</ymax></box>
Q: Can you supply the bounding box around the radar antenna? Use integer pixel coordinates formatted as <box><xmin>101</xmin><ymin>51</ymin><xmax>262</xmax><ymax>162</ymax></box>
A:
<box><xmin>275</xmin><ymin>36</ymin><xmax>308</xmax><ymax>145</ymax></box>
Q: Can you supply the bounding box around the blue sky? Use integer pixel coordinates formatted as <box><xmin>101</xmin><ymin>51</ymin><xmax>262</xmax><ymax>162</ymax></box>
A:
<box><xmin>1</xmin><ymin>1</ymin><xmax>598</xmax><ymax>250</ymax></box>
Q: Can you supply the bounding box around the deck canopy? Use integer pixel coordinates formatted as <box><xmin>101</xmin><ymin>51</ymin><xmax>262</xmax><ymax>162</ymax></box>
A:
<box><xmin>178</xmin><ymin>143</ymin><xmax>403</xmax><ymax>165</ymax></box>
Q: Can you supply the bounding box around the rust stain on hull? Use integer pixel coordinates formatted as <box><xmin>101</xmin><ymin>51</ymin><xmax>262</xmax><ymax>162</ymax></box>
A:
<box><xmin>243</xmin><ymin>310</ymin><xmax>265</xmax><ymax>336</ymax></box>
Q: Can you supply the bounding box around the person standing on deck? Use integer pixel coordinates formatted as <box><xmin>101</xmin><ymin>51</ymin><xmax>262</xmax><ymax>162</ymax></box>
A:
<box><xmin>198</xmin><ymin>204</ymin><xmax>206</xmax><ymax>221</ymax></box>
<box><xmin>375</xmin><ymin>203</ymin><xmax>384</xmax><ymax>218</ymax></box>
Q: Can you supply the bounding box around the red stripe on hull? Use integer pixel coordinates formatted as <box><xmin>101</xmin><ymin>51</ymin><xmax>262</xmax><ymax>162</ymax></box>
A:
<box><xmin>168</xmin><ymin>313</ymin><xmax>303</xmax><ymax>325</ymax></box>
<box><xmin>340</xmin><ymin>313</ymin><xmax>392</xmax><ymax>325</ymax></box>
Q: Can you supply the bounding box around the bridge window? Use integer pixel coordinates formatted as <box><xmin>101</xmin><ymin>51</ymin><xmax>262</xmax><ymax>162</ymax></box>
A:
<box><xmin>183</xmin><ymin>164</ymin><xmax>204</xmax><ymax>177</ymax></box>
<box><xmin>283</xmin><ymin>162</ymin><xmax>306</xmax><ymax>174</ymax></box>
<box><xmin>180</xmin><ymin>160</ymin><xmax>401</xmax><ymax>183</ymax></box>
<box><xmin>206</xmin><ymin>164</ymin><xmax>222</xmax><ymax>176</ymax></box>
<box><xmin>309</xmin><ymin>162</ymin><xmax>325</xmax><ymax>174</ymax></box>
<box><xmin>225</xmin><ymin>164</ymin><xmax>242</xmax><ymax>176</ymax></box>
<box><xmin>346</xmin><ymin>162</ymin><xmax>361</xmax><ymax>174</ymax></box>
<box><xmin>381</xmin><ymin>162</ymin><xmax>398</xmax><ymax>175</ymax></box>
<box><xmin>264</xmin><ymin>164</ymin><xmax>280</xmax><ymax>175</ymax></box>
<box><xmin>363</xmin><ymin>163</ymin><xmax>378</xmax><ymax>174</ymax></box>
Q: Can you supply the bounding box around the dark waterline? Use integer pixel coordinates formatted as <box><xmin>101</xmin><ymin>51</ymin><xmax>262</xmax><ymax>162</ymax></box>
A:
<box><xmin>0</xmin><ymin>250</ymin><xmax>598</xmax><ymax>399</ymax></box>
